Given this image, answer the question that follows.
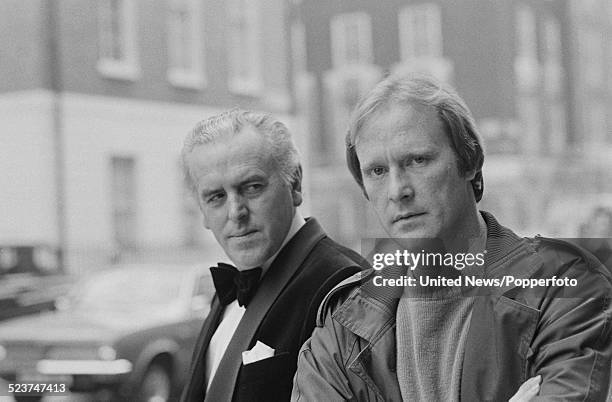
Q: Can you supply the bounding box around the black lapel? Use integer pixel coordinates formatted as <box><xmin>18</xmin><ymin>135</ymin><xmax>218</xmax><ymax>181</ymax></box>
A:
<box><xmin>204</xmin><ymin>218</ymin><xmax>326</xmax><ymax>402</ymax></box>
<box><xmin>181</xmin><ymin>296</ymin><xmax>224</xmax><ymax>402</ymax></box>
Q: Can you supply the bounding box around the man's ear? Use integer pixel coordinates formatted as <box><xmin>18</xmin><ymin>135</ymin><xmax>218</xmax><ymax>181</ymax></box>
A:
<box><xmin>463</xmin><ymin>165</ymin><xmax>478</xmax><ymax>181</ymax></box>
<box><xmin>461</xmin><ymin>165</ymin><xmax>483</xmax><ymax>202</ymax></box>
<box><xmin>291</xmin><ymin>165</ymin><xmax>303</xmax><ymax>207</ymax></box>
<box><xmin>471</xmin><ymin>171</ymin><xmax>484</xmax><ymax>202</ymax></box>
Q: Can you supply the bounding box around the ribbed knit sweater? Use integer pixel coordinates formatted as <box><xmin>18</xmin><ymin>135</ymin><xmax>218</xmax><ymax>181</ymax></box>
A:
<box><xmin>396</xmin><ymin>289</ymin><xmax>475</xmax><ymax>401</ymax></box>
<box><xmin>395</xmin><ymin>257</ymin><xmax>483</xmax><ymax>401</ymax></box>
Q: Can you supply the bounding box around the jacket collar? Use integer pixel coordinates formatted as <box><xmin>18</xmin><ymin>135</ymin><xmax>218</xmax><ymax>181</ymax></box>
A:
<box><xmin>480</xmin><ymin>210</ymin><xmax>524</xmax><ymax>268</ymax></box>
<box><xmin>479</xmin><ymin>211</ymin><xmax>542</xmax><ymax>291</ymax></box>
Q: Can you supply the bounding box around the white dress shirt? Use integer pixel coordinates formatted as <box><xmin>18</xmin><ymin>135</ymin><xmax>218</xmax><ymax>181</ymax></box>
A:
<box><xmin>205</xmin><ymin>212</ymin><xmax>306</xmax><ymax>388</ymax></box>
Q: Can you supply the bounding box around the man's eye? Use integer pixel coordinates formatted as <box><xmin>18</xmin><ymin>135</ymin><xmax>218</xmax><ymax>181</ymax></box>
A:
<box><xmin>370</xmin><ymin>167</ymin><xmax>387</xmax><ymax>177</ymax></box>
<box><xmin>409</xmin><ymin>156</ymin><xmax>429</xmax><ymax>166</ymax></box>
<box><xmin>244</xmin><ymin>183</ymin><xmax>263</xmax><ymax>194</ymax></box>
<box><xmin>207</xmin><ymin>193</ymin><xmax>225</xmax><ymax>203</ymax></box>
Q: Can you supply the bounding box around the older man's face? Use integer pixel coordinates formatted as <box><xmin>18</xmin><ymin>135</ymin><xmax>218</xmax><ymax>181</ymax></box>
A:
<box><xmin>355</xmin><ymin>103</ymin><xmax>476</xmax><ymax>241</ymax></box>
<box><xmin>185</xmin><ymin>127</ymin><xmax>299</xmax><ymax>269</ymax></box>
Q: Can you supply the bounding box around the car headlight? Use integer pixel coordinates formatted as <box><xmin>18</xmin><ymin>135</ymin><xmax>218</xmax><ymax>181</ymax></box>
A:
<box><xmin>97</xmin><ymin>346</ymin><xmax>117</xmax><ymax>361</ymax></box>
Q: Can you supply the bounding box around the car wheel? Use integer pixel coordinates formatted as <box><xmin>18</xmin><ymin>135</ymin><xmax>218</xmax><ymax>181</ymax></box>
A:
<box><xmin>137</xmin><ymin>362</ymin><xmax>172</xmax><ymax>402</ymax></box>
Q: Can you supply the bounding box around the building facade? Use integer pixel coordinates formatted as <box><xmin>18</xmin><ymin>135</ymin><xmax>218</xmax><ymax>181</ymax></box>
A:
<box><xmin>291</xmin><ymin>0</ymin><xmax>612</xmax><ymax>247</ymax></box>
<box><xmin>1</xmin><ymin>0</ymin><xmax>304</xmax><ymax>272</ymax></box>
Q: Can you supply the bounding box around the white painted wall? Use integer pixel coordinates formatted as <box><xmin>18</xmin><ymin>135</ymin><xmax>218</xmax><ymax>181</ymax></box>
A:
<box><xmin>0</xmin><ymin>90</ymin><xmax>58</xmax><ymax>244</ymax></box>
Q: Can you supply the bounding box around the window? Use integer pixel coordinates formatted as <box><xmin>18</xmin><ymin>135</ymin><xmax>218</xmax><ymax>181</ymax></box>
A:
<box><xmin>516</xmin><ymin>4</ymin><xmax>537</xmax><ymax>60</ymax></box>
<box><xmin>542</xmin><ymin>16</ymin><xmax>563</xmax><ymax>95</ymax></box>
<box><xmin>542</xmin><ymin>17</ymin><xmax>561</xmax><ymax>61</ymax></box>
<box><xmin>110</xmin><ymin>156</ymin><xmax>137</xmax><ymax>249</ymax></box>
<box><xmin>167</xmin><ymin>0</ymin><xmax>205</xmax><ymax>89</ymax></box>
<box><xmin>330</xmin><ymin>12</ymin><xmax>373</xmax><ymax>68</ymax></box>
<box><xmin>327</xmin><ymin>12</ymin><xmax>376</xmax><ymax>160</ymax></box>
<box><xmin>97</xmin><ymin>0</ymin><xmax>140</xmax><ymax>80</ymax></box>
<box><xmin>291</xmin><ymin>21</ymin><xmax>307</xmax><ymax>76</ymax></box>
<box><xmin>323</xmin><ymin>65</ymin><xmax>382</xmax><ymax>160</ymax></box>
<box><xmin>398</xmin><ymin>3</ymin><xmax>442</xmax><ymax>60</ymax></box>
<box><xmin>581</xmin><ymin>29</ymin><xmax>605</xmax><ymax>88</ymax></box>
<box><xmin>514</xmin><ymin>4</ymin><xmax>539</xmax><ymax>93</ymax></box>
<box><xmin>393</xmin><ymin>3</ymin><xmax>451</xmax><ymax>82</ymax></box>
<box><xmin>226</xmin><ymin>0</ymin><xmax>263</xmax><ymax>95</ymax></box>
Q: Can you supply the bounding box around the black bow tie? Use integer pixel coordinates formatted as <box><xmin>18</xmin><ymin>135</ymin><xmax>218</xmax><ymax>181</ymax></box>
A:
<box><xmin>210</xmin><ymin>263</ymin><xmax>262</xmax><ymax>307</ymax></box>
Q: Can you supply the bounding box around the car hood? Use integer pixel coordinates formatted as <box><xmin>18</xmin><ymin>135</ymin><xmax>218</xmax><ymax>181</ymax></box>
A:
<box><xmin>0</xmin><ymin>306</ymin><xmax>185</xmax><ymax>344</ymax></box>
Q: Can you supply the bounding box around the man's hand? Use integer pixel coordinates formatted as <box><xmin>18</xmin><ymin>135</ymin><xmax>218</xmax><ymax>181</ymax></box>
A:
<box><xmin>509</xmin><ymin>375</ymin><xmax>541</xmax><ymax>402</ymax></box>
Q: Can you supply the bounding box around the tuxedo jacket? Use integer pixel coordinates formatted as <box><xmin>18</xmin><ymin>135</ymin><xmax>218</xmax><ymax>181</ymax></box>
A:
<box><xmin>181</xmin><ymin>218</ymin><xmax>368</xmax><ymax>402</ymax></box>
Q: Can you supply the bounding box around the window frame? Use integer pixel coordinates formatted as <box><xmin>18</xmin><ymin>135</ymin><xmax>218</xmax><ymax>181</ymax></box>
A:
<box><xmin>97</xmin><ymin>0</ymin><xmax>140</xmax><ymax>81</ymax></box>
<box><xmin>398</xmin><ymin>3</ymin><xmax>443</xmax><ymax>61</ymax></box>
<box><xmin>330</xmin><ymin>12</ymin><xmax>373</xmax><ymax>68</ymax></box>
<box><xmin>167</xmin><ymin>0</ymin><xmax>206</xmax><ymax>89</ymax></box>
<box><xmin>110</xmin><ymin>155</ymin><xmax>138</xmax><ymax>250</ymax></box>
<box><xmin>226</xmin><ymin>0</ymin><xmax>263</xmax><ymax>95</ymax></box>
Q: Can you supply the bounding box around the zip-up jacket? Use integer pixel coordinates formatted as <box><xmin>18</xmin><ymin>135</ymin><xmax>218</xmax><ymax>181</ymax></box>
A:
<box><xmin>292</xmin><ymin>212</ymin><xmax>612</xmax><ymax>401</ymax></box>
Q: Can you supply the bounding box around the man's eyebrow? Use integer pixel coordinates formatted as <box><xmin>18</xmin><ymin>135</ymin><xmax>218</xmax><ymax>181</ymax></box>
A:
<box><xmin>239</xmin><ymin>173</ymin><xmax>267</xmax><ymax>184</ymax></box>
<box><xmin>199</xmin><ymin>174</ymin><xmax>268</xmax><ymax>195</ymax></box>
<box><xmin>404</xmin><ymin>149</ymin><xmax>437</xmax><ymax>157</ymax></box>
<box><xmin>360</xmin><ymin>160</ymin><xmax>385</xmax><ymax>172</ymax></box>
<box><xmin>200</xmin><ymin>187</ymin><xmax>222</xmax><ymax>198</ymax></box>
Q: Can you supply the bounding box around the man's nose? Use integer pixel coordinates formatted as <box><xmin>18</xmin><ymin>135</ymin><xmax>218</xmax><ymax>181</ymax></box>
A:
<box><xmin>227</xmin><ymin>194</ymin><xmax>248</xmax><ymax>222</ymax></box>
<box><xmin>387</xmin><ymin>168</ymin><xmax>414</xmax><ymax>203</ymax></box>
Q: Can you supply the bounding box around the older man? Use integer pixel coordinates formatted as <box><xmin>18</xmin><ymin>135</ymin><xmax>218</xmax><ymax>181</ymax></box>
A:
<box><xmin>180</xmin><ymin>109</ymin><xmax>367</xmax><ymax>402</ymax></box>
<box><xmin>292</xmin><ymin>75</ymin><xmax>612</xmax><ymax>401</ymax></box>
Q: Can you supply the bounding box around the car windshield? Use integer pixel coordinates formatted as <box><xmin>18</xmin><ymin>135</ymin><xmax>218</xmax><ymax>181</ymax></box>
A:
<box><xmin>72</xmin><ymin>268</ymin><xmax>183</xmax><ymax>311</ymax></box>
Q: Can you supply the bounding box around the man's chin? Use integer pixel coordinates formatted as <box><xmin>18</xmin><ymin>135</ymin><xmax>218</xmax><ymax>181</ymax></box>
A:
<box><xmin>226</xmin><ymin>249</ymin><xmax>268</xmax><ymax>270</ymax></box>
<box><xmin>386</xmin><ymin>215</ymin><xmax>430</xmax><ymax>236</ymax></box>
<box><xmin>388</xmin><ymin>224</ymin><xmax>430</xmax><ymax>239</ymax></box>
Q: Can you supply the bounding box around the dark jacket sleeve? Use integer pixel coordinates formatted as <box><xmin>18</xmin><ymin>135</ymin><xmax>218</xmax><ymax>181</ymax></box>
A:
<box><xmin>529</xmin><ymin>245</ymin><xmax>612</xmax><ymax>401</ymax></box>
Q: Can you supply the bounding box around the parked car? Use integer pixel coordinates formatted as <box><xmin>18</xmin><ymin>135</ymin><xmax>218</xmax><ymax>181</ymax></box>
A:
<box><xmin>0</xmin><ymin>244</ymin><xmax>72</xmax><ymax>322</ymax></box>
<box><xmin>0</xmin><ymin>264</ymin><xmax>214</xmax><ymax>401</ymax></box>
